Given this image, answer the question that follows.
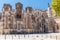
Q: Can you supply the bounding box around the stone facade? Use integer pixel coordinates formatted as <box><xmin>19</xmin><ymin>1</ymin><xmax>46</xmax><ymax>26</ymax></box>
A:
<box><xmin>0</xmin><ymin>2</ymin><xmax>59</xmax><ymax>34</ymax></box>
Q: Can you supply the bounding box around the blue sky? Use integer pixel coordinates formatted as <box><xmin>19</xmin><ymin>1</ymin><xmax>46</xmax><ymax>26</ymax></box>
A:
<box><xmin>0</xmin><ymin>0</ymin><xmax>52</xmax><ymax>12</ymax></box>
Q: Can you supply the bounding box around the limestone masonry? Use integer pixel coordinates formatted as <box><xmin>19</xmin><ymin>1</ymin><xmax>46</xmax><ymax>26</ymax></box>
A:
<box><xmin>0</xmin><ymin>2</ymin><xmax>59</xmax><ymax>34</ymax></box>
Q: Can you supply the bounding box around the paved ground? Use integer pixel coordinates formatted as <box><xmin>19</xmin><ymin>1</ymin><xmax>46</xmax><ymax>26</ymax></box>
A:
<box><xmin>0</xmin><ymin>33</ymin><xmax>60</xmax><ymax>40</ymax></box>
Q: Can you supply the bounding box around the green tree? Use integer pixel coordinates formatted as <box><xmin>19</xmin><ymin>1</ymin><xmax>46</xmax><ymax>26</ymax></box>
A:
<box><xmin>52</xmin><ymin>0</ymin><xmax>60</xmax><ymax>16</ymax></box>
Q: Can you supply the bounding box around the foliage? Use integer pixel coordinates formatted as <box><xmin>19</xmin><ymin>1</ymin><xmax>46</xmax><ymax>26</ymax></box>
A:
<box><xmin>52</xmin><ymin>0</ymin><xmax>60</xmax><ymax>16</ymax></box>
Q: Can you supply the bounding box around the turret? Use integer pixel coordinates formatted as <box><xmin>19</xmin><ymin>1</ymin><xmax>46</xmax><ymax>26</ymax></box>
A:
<box><xmin>2</xmin><ymin>4</ymin><xmax>12</xmax><ymax>12</ymax></box>
<box><xmin>26</xmin><ymin>7</ymin><xmax>32</xmax><ymax>13</ymax></box>
<box><xmin>15</xmin><ymin>2</ymin><xmax>23</xmax><ymax>19</ymax></box>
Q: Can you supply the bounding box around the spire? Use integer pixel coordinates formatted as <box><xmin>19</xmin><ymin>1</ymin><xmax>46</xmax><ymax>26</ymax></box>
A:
<box><xmin>47</xmin><ymin>3</ymin><xmax>52</xmax><ymax>17</ymax></box>
<box><xmin>48</xmin><ymin>3</ymin><xmax>50</xmax><ymax>7</ymax></box>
